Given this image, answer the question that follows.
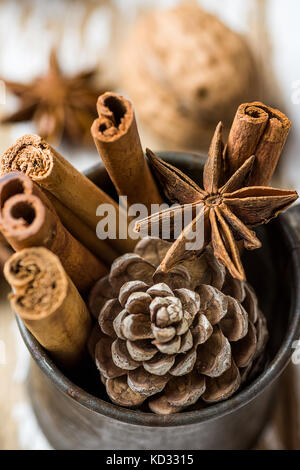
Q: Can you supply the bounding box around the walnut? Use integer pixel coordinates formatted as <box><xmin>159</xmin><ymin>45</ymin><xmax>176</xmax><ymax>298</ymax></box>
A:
<box><xmin>120</xmin><ymin>4</ymin><xmax>257</xmax><ymax>150</ymax></box>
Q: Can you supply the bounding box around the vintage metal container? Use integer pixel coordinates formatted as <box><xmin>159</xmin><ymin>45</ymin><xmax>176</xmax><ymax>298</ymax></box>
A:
<box><xmin>17</xmin><ymin>153</ymin><xmax>300</xmax><ymax>450</ymax></box>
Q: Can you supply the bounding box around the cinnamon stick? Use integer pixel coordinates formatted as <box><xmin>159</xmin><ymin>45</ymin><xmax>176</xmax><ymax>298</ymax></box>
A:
<box><xmin>0</xmin><ymin>172</ymin><xmax>107</xmax><ymax>294</ymax></box>
<box><xmin>4</xmin><ymin>247</ymin><xmax>92</xmax><ymax>367</ymax></box>
<box><xmin>44</xmin><ymin>190</ymin><xmax>118</xmax><ymax>265</ymax></box>
<box><xmin>226</xmin><ymin>102</ymin><xmax>291</xmax><ymax>186</ymax></box>
<box><xmin>91</xmin><ymin>92</ymin><xmax>163</xmax><ymax>210</ymax></box>
<box><xmin>0</xmin><ymin>237</ymin><xmax>12</xmax><ymax>272</ymax></box>
<box><xmin>0</xmin><ymin>134</ymin><xmax>136</xmax><ymax>253</ymax></box>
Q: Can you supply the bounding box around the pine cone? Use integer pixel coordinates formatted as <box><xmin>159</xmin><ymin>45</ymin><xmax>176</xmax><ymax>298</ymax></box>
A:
<box><xmin>89</xmin><ymin>238</ymin><xmax>268</xmax><ymax>415</ymax></box>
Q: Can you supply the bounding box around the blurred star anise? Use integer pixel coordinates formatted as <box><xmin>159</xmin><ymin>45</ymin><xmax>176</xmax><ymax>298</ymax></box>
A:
<box><xmin>1</xmin><ymin>50</ymin><xmax>107</xmax><ymax>146</ymax></box>
<box><xmin>135</xmin><ymin>123</ymin><xmax>298</xmax><ymax>281</ymax></box>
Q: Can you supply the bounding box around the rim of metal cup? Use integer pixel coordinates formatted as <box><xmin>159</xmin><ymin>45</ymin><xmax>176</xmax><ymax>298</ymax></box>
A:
<box><xmin>16</xmin><ymin>152</ymin><xmax>300</xmax><ymax>427</ymax></box>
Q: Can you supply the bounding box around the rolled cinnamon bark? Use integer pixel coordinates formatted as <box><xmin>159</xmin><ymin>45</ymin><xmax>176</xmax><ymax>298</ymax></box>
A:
<box><xmin>91</xmin><ymin>92</ymin><xmax>163</xmax><ymax>210</ymax></box>
<box><xmin>225</xmin><ymin>102</ymin><xmax>291</xmax><ymax>186</ymax></box>
<box><xmin>4</xmin><ymin>247</ymin><xmax>92</xmax><ymax>367</ymax></box>
<box><xmin>0</xmin><ymin>168</ymin><xmax>118</xmax><ymax>265</ymax></box>
<box><xmin>0</xmin><ymin>134</ymin><xmax>135</xmax><ymax>253</ymax></box>
<box><xmin>0</xmin><ymin>237</ymin><xmax>12</xmax><ymax>272</ymax></box>
<box><xmin>44</xmin><ymin>190</ymin><xmax>118</xmax><ymax>264</ymax></box>
<box><xmin>0</xmin><ymin>172</ymin><xmax>107</xmax><ymax>293</ymax></box>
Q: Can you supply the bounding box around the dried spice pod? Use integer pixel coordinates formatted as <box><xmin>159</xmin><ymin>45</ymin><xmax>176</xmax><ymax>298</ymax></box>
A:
<box><xmin>135</xmin><ymin>123</ymin><xmax>298</xmax><ymax>280</ymax></box>
<box><xmin>1</xmin><ymin>50</ymin><xmax>107</xmax><ymax>146</ymax></box>
<box><xmin>4</xmin><ymin>247</ymin><xmax>91</xmax><ymax>368</ymax></box>
<box><xmin>89</xmin><ymin>237</ymin><xmax>268</xmax><ymax>414</ymax></box>
<box><xmin>120</xmin><ymin>4</ymin><xmax>257</xmax><ymax>150</ymax></box>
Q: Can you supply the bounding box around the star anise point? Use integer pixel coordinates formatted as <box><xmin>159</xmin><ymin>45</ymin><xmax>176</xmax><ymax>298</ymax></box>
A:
<box><xmin>136</xmin><ymin>123</ymin><xmax>298</xmax><ymax>280</ymax></box>
<box><xmin>1</xmin><ymin>49</ymin><xmax>108</xmax><ymax>146</ymax></box>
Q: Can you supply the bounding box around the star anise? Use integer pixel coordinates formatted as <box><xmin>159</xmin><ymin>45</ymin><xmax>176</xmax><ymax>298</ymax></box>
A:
<box><xmin>1</xmin><ymin>50</ymin><xmax>107</xmax><ymax>146</ymax></box>
<box><xmin>135</xmin><ymin>122</ymin><xmax>298</xmax><ymax>281</ymax></box>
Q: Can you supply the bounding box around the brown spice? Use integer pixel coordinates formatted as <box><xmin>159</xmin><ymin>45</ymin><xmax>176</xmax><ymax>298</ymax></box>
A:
<box><xmin>225</xmin><ymin>102</ymin><xmax>291</xmax><ymax>185</ymax></box>
<box><xmin>44</xmin><ymin>190</ymin><xmax>118</xmax><ymax>265</ymax></box>
<box><xmin>0</xmin><ymin>172</ymin><xmax>107</xmax><ymax>294</ymax></box>
<box><xmin>4</xmin><ymin>247</ymin><xmax>92</xmax><ymax>368</ymax></box>
<box><xmin>91</xmin><ymin>92</ymin><xmax>163</xmax><ymax>210</ymax></box>
<box><xmin>0</xmin><ymin>134</ymin><xmax>136</xmax><ymax>254</ymax></box>
<box><xmin>0</xmin><ymin>235</ymin><xmax>12</xmax><ymax>272</ymax></box>
<box><xmin>1</xmin><ymin>50</ymin><xmax>107</xmax><ymax>146</ymax></box>
<box><xmin>135</xmin><ymin>123</ymin><xmax>298</xmax><ymax>280</ymax></box>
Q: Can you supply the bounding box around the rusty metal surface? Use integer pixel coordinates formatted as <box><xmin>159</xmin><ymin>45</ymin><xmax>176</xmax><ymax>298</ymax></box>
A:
<box><xmin>16</xmin><ymin>153</ymin><xmax>300</xmax><ymax>448</ymax></box>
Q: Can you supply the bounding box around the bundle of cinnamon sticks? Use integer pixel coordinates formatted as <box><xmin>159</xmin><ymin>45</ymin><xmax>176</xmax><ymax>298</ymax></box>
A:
<box><xmin>0</xmin><ymin>92</ymin><xmax>162</xmax><ymax>366</ymax></box>
<box><xmin>0</xmin><ymin>93</ymin><xmax>291</xmax><ymax>371</ymax></box>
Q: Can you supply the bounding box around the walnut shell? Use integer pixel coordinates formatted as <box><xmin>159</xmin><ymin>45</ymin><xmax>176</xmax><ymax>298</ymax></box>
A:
<box><xmin>120</xmin><ymin>4</ymin><xmax>257</xmax><ymax>150</ymax></box>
